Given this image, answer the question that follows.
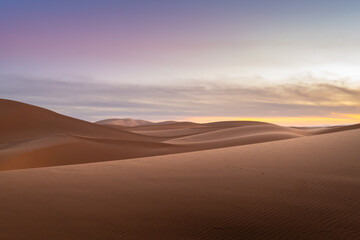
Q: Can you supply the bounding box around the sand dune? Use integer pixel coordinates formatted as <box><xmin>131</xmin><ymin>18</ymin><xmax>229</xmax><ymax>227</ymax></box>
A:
<box><xmin>129</xmin><ymin>121</ymin><xmax>311</xmax><ymax>140</ymax></box>
<box><xmin>163</xmin><ymin>124</ymin><xmax>311</xmax><ymax>151</ymax></box>
<box><xmin>312</xmin><ymin>123</ymin><xmax>360</xmax><ymax>134</ymax></box>
<box><xmin>131</xmin><ymin>126</ymin><xmax>220</xmax><ymax>138</ymax></box>
<box><xmin>95</xmin><ymin>118</ymin><xmax>180</xmax><ymax>128</ymax></box>
<box><xmin>98</xmin><ymin>121</ymin><xmax>202</xmax><ymax>131</ymax></box>
<box><xmin>168</xmin><ymin>132</ymin><xmax>304</xmax><ymax>151</ymax></box>
<box><xmin>1</xmin><ymin>128</ymin><xmax>359</xmax><ymax>239</ymax></box>
<box><xmin>1</xmin><ymin>99</ymin><xmax>359</xmax><ymax>239</ymax></box>
<box><xmin>167</xmin><ymin>123</ymin><xmax>309</xmax><ymax>143</ymax></box>
<box><xmin>1</xmin><ymin>99</ymin><xmax>358</xmax><ymax>171</ymax></box>
<box><xmin>95</xmin><ymin>118</ymin><xmax>153</xmax><ymax>127</ymax></box>
<box><xmin>203</xmin><ymin>120</ymin><xmax>272</xmax><ymax>128</ymax></box>
<box><xmin>126</xmin><ymin>121</ymin><xmax>204</xmax><ymax>131</ymax></box>
<box><xmin>0</xmin><ymin>99</ymin><xmax>157</xmax><ymax>144</ymax></box>
<box><xmin>0</xmin><ymin>135</ymin><xmax>179</xmax><ymax>171</ymax></box>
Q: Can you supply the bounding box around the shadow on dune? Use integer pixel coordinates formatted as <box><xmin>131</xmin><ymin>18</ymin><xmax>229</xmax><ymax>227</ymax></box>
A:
<box><xmin>0</xmin><ymin>99</ymin><xmax>359</xmax><ymax>170</ymax></box>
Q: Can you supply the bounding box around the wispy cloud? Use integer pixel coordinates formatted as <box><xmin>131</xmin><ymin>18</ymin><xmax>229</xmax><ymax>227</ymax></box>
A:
<box><xmin>1</xmin><ymin>75</ymin><xmax>359</xmax><ymax>124</ymax></box>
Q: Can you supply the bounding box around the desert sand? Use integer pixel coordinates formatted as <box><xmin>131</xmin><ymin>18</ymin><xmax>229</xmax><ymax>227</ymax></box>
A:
<box><xmin>1</xmin><ymin>99</ymin><xmax>359</xmax><ymax>239</ymax></box>
<box><xmin>95</xmin><ymin>118</ymin><xmax>153</xmax><ymax>127</ymax></box>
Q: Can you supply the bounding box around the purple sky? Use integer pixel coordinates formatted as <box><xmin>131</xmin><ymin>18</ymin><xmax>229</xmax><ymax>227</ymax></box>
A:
<box><xmin>1</xmin><ymin>0</ymin><xmax>359</xmax><ymax>125</ymax></box>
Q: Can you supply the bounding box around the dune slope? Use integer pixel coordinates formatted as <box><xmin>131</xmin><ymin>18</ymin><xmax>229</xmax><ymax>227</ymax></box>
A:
<box><xmin>167</xmin><ymin>124</ymin><xmax>309</xmax><ymax>143</ymax></box>
<box><xmin>0</xmin><ymin>99</ymin><xmax>358</xmax><ymax>171</ymax></box>
<box><xmin>312</xmin><ymin>123</ymin><xmax>360</xmax><ymax>134</ymax></box>
<box><xmin>0</xmin><ymin>129</ymin><xmax>359</xmax><ymax>239</ymax></box>
<box><xmin>95</xmin><ymin>118</ymin><xmax>153</xmax><ymax>127</ymax></box>
<box><xmin>0</xmin><ymin>99</ymin><xmax>157</xmax><ymax>144</ymax></box>
<box><xmin>0</xmin><ymin>135</ymin><xmax>179</xmax><ymax>170</ymax></box>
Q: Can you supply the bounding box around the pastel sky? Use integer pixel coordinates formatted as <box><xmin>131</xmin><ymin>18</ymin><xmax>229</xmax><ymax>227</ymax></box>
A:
<box><xmin>1</xmin><ymin>0</ymin><xmax>359</xmax><ymax>125</ymax></box>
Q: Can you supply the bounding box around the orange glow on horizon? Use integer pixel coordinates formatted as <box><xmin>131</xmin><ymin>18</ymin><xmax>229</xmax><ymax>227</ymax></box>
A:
<box><xmin>186</xmin><ymin>113</ymin><xmax>360</xmax><ymax>126</ymax></box>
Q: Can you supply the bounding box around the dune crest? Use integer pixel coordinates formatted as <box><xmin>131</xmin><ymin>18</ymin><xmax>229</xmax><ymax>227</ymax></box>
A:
<box><xmin>0</xmin><ymin>99</ymin><xmax>156</xmax><ymax>144</ymax></box>
<box><xmin>0</xmin><ymin>99</ymin><xmax>359</xmax><ymax>171</ymax></box>
<box><xmin>95</xmin><ymin>118</ymin><xmax>153</xmax><ymax>127</ymax></box>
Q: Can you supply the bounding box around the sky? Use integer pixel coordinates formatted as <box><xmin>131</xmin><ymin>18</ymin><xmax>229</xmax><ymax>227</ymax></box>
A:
<box><xmin>1</xmin><ymin>0</ymin><xmax>359</xmax><ymax>126</ymax></box>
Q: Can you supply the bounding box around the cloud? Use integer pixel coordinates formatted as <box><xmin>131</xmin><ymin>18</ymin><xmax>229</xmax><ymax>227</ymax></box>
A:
<box><xmin>0</xmin><ymin>74</ymin><xmax>359</xmax><ymax>122</ymax></box>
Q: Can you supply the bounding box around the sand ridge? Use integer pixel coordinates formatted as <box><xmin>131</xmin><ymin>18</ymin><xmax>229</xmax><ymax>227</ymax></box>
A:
<box><xmin>0</xmin><ymin>99</ymin><xmax>359</xmax><ymax>170</ymax></box>
<box><xmin>0</xmin><ymin>99</ymin><xmax>159</xmax><ymax>144</ymax></box>
<box><xmin>95</xmin><ymin>118</ymin><xmax>153</xmax><ymax>127</ymax></box>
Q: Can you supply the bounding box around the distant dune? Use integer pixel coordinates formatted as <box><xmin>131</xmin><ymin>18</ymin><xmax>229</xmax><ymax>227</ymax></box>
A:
<box><xmin>166</xmin><ymin>124</ymin><xmax>309</xmax><ymax>143</ymax></box>
<box><xmin>1</xmin><ymin>99</ymin><xmax>359</xmax><ymax>239</ymax></box>
<box><xmin>312</xmin><ymin>123</ymin><xmax>360</xmax><ymax>135</ymax></box>
<box><xmin>1</xmin><ymin>99</ymin><xmax>359</xmax><ymax>170</ymax></box>
<box><xmin>95</xmin><ymin>118</ymin><xmax>179</xmax><ymax>127</ymax></box>
<box><xmin>95</xmin><ymin>118</ymin><xmax>153</xmax><ymax>127</ymax></box>
<box><xmin>128</xmin><ymin>121</ymin><xmax>204</xmax><ymax>131</ymax></box>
